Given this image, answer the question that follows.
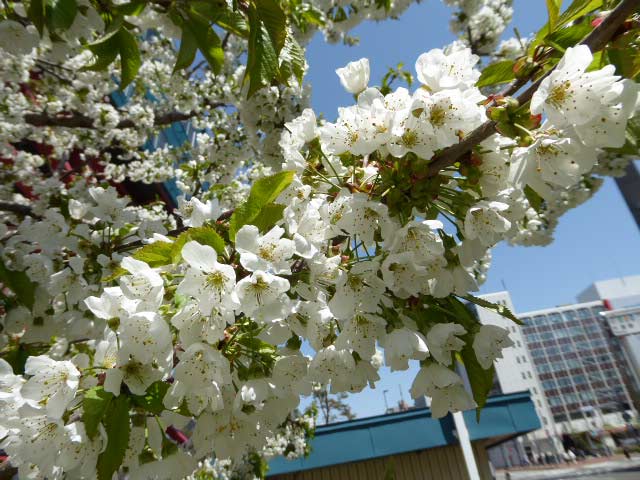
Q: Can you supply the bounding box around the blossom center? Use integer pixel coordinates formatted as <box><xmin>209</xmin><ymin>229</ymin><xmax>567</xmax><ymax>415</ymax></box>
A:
<box><xmin>206</xmin><ymin>271</ymin><xmax>227</xmax><ymax>290</ymax></box>
<box><xmin>548</xmin><ymin>81</ymin><xmax>572</xmax><ymax>108</ymax></box>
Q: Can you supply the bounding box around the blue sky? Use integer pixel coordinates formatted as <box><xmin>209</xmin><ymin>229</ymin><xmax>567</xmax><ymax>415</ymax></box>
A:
<box><xmin>300</xmin><ymin>0</ymin><xmax>640</xmax><ymax>419</ymax></box>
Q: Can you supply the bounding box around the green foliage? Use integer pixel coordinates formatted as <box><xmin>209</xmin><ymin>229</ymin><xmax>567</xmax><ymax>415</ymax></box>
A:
<box><xmin>183</xmin><ymin>13</ymin><xmax>224</xmax><ymax>74</ymax></box>
<box><xmin>545</xmin><ymin>22</ymin><xmax>593</xmax><ymax>51</ymax></box>
<box><xmin>97</xmin><ymin>394</ymin><xmax>131</xmax><ymax>480</ymax></box>
<box><xmin>556</xmin><ymin>0</ymin><xmax>602</xmax><ymax>27</ymax></box>
<box><xmin>250</xmin><ymin>203</ymin><xmax>286</xmax><ymax>233</ymax></box>
<box><xmin>608</xmin><ymin>29</ymin><xmax>640</xmax><ymax>79</ymax></box>
<box><xmin>278</xmin><ymin>28</ymin><xmax>306</xmax><ymax>84</ymax></box>
<box><xmin>27</xmin><ymin>0</ymin><xmax>46</xmax><ymax>35</ymax></box>
<box><xmin>246</xmin><ymin>2</ymin><xmax>282</xmax><ymax>96</ymax></box>
<box><xmin>172</xmin><ymin>225</ymin><xmax>226</xmax><ymax>263</ymax></box>
<box><xmin>116</xmin><ymin>28</ymin><xmax>141</xmax><ymax>88</ymax></box>
<box><xmin>477</xmin><ymin>60</ymin><xmax>516</xmax><ymax>88</ymax></box>
<box><xmin>380</xmin><ymin>63</ymin><xmax>413</xmax><ymax>95</ymax></box>
<box><xmin>245</xmin><ymin>0</ymin><xmax>305</xmax><ymax>95</ymax></box>
<box><xmin>531</xmin><ymin>0</ymin><xmax>602</xmax><ymax>50</ymax></box>
<box><xmin>545</xmin><ymin>0</ymin><xmax>562</xmax><ymax>32</ymax></box>
<box><xmin>103</xmin><ymin>240</ymin><xmax>173</xmax><ymax>281</ymax></box>
<box><xmin>524</xmin><ymin>185</ymin><xmax>545</xmax><ymax>214</ymax></box>
<box><xmin>131</xmin><ymin>381</ymin><xmax>170</xmax><ymax>415</ymax></box>
<box><xmin>20</xmin><ymin>0</ymin><xmax>302</xmax><ymax>94</ymax></box>
<box><xmin>83</xmin><ymin>386</ymin><xmax>114</xmax><ymax>440</ymax></box>
<box><xmin>47</xmin><ymin>0</ymin><xmax>77</xmax><ymax>33</ymax></box>
<box><xmin>174</xmin><ymin>27</ymin><xmax>199</xmax><ymax>73</ymax></box>
<box><xmin>86</xmin><ymin>24</ymin><xmax>141</xmax><ymax>88</ymax></box>
<box><xmin>229</xmin><ymin>170</ymin><xmax>295</xmax><ymax>241</ymax></box>
<box><xmin>460</xmin><ymin>293</ymin><xmax>522</xmax><ymax>325</ymax></box>
<box><xmin>131</xmin><ymin>241</ymin><xmax>174</xmax><ymax>267</ymax></box>
<box><xmin>461</xmin><ymin>342</ymin><xmax>496</xmax><ymax>421</ymax></box>
<box><xmin>0</xmin><ymin>259</ymin><xmax>36</xmax><ymax>310</ymax></box>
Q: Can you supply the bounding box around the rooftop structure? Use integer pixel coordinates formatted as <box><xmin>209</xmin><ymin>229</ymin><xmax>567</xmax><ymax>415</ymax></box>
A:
<box><xmin>268</xmin><ymin>392</ymin><xmax>540</xmax><ymax>480</ymax></box>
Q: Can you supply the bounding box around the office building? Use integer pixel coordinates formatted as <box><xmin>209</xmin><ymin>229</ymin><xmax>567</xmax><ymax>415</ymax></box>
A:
<box><xmin>518</xmin><ymin>301</ymin><xmax>634</xmax><ymax>432</ymax></box>
<box><xmin>577</xmin><ymin>275</ymin><xmax>640</xmax><ymax>308</ymax></box>
<box><xmin>472</xmin><ymin>277</ymin><xmax>640</xmax><ymax>467</ymax></box>
<box><xmin>601</xmin><ymin>306</ymin><xmax>640</xmax><ymax>396</ymax></box>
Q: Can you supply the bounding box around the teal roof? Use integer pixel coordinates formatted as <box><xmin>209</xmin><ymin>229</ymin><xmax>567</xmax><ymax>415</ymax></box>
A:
<box><xmin>268</xmin><ymin>391</ymin><xmax>539</xmax><ymax>476</ymax></box>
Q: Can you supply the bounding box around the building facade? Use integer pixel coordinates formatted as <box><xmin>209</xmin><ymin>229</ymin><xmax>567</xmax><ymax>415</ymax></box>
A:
<box><xmin>473</xmin><ymin>277</ymin><xmax>640</xmax><ymax>467</ymax></box>
<box><xmin>601</xmin><ymin>306</ymin><xmax>640</xmax><ymax>397</ymax></box>
<box><xmin>518</xmin><ymin>301</ymin><xmax>634</xmax><ymax>432</ymax></box>
<box><xmin>471</xmin><ymin>292</ymin><xmax>563</xmax><ymax>465</ymax></box>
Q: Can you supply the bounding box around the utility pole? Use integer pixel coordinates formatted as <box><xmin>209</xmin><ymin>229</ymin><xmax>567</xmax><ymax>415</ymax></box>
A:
<box><xmin>615</xmin><ymin>162</ymin><xmax>640</xmax><ymax>229</ymax></box>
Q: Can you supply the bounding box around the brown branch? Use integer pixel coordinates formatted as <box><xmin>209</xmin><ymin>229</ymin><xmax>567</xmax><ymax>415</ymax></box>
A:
<box><xmin>0</xmin><ymin>201</ymin><xmax>35</xmax><ymax>217</ymax></box>
<box><xmin>425</xmin><ymin>0</ymin><xmax>639</xmax><ymax>178</ymax></box>
<box><xmin>23</xmin><ymin>103</ymin><xmax>225</xmax><ymax>130</ymax></box>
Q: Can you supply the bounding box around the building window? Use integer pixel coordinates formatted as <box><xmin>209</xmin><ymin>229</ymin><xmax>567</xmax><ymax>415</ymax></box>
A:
<box><xmin>516</xmin><ymin>357</ymin><xmax>521</xmax><ymax>364</ymax></box>
<box><xmin>527</xmin><ymin>371</ymin><xmax>533</xmax><ymax>379</ymax></box>
<box><xmin>522</xmin><ymin>372</ymin><xmax>527</xmax><ymax>380</ymax></box>
<box><xmin>532</xmin><ymin>387</ymin><xmax>537</xmax><ymax>394</ymax></box>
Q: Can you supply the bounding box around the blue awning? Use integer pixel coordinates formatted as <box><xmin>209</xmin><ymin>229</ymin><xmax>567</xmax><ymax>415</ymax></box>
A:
<box><xmin>268</xmin><ymin>391</ymin><xmax>540</xmax><ymax>476</ymax></box>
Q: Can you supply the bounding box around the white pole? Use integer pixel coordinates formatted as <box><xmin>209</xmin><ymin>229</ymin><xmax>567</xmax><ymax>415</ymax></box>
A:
<box><xmin>453</xmin><ymin>411</ymin><xmax>481</xmax><ymax>480</ymax></box>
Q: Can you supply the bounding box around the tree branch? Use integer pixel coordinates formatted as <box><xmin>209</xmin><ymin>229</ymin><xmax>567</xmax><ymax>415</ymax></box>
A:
<box><xmin>425</xmin><ymin>0</ymin><xmax>638</xmax><ymax>178</ymax></box>
<box><xmin>23</xmin><ymin>103</ymin><xmax>225</xmax><ymax>130</ymax></box>
<box><xmin>0</xmin><ymin>201</ymin><xmax>36</xmax><ymax>217</ymax></box>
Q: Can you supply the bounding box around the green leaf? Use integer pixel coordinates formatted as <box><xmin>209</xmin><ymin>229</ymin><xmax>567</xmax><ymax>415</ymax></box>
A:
<box><xmin>173</xmin><ymin>27</ymin><xmax>198</xmax><ymax>73</ymax></box>
<box><xmin>114</xmin><ymin>0</ymin><xmax>147</xmax><ymax>17</ymax></box>
<box><xmin>132</xmin><ymin>240</ymin><xmax>174</xmax><ymax>267</ymax></box>
<box><xmin>2</xmin><ymin>345</ymin><xmax>31</xmax><ymax>375</ymax></box>
<box><xmin>460</xmin><ymin>293</ymin><xmax>522</xmax><ymax>325</ymax></box>
<box><xmin>131</xmin><ymin>381</ymin><xmax>169</xmax><ymax>415</ymax></box>
<box><xmin>545</xmin><ymin>22</ymin><xmax>592</xmax><ymax>50</ymax></box>
<box><xmin>83</xmin><ymin>387</ymin><xmax>114</xmax><ymax>440</ymax></box>
<box><xmin>250</xmin><ymin>203</ymin><xmax>286</xmax><ymax>232</ymax></box>
<box><xmin>97</xmin><ymin>395</ymin><xmax>130</xmax><ymax>480</ymax></box>
<box><xmin>0</xmin><ymin>260</ymin><xmax>36</xmax><ymax>310</ymax></box>
<box><xmin>189</xmin><ymin>0</ymin><xmax>226</xmax><ymax>23</ymax></box>
<box><xmin>545</xmin><ymin>0</ymin><xmax>562</xmax><ymax>32</ymax></box>
<box><xmin>556</xmin><ymin>0</ymin><xmax>602</xmax><ymax>27</ymax></box>
<box><xmin>171</xmin><ymin>226</ymin><xmax>226</xmax><ymax>263</ymax></box>
<box><xmin>246</xmin><ymin>2</ymin><xmax>280</xmax><ymax>96</ymax></box>
<box><xmin>476</xmin><ymin>60</ymin><xmax>516</xmax><ymax>88</ymax></box>
<box><xmin>27</xmin><ymin>0</ymin><xmax>46</xmax><ymax>36</ymax></box>
<box><xmin>185</xmin><ymin>15</ymin><xmax>224</xmax><ymax>74</ymax></box>
<box><xmin>216</xmin><ymin>9</ymin><xmax>249</xmax><ymax>37</ymax></box>
<box><xmin>115</xmin><ymin>28</ymin><xmax>141</xmax><ymax>88</ymax></box>
<box><xmin>531</xmin><ymin>0</ymin><xmax>601</xmax><ymax>51</ymax></box>
<box><xmin>47</xmin><ymin>0</ymin><xmax>78</xmax><ymax>32</ymax></box>
<box><xmin>608</xmin><ymin>29</ymin><xmax>640</xmax><ymax>79</ymax></box>
<box><xmin>524</xmin><ymin>184</ymin><xmax>545</xmax><ymax>214</ymax></box>
<box><xmin>255</xmin><ymin>0</ymin><xmax>287</xmax><ymax>53</ymax></box>
<box><xmin>461</xmin><ymin>343</ymin><xmax>495</xmax><ymax>421</ymax></box>
<box><xmin>84</xmin><ymin>19</ymin><xmax>125</xmax><ymax>72</ymax></box>
<box><xmin>229</xmin><ymin>171</ymin><xmax>295</xmax><ymax>241</ymax></box>
<box><xmin>278</xmin><ymin>29</ymin><xmax>306</xmax><ymax>84</ymax></box>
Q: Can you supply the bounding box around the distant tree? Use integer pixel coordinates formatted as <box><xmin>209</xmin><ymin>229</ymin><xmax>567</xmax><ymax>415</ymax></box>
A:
<box><xmin>313</xmin><ymin>386</ymin><xmax>357</xmax><ymax>425</ymax></box>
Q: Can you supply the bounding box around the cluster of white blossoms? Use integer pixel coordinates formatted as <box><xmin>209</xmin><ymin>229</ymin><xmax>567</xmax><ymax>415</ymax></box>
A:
<box><xmin>444</xmin><ymin>0</ymin><xmax>513</xmax><ymax>53</ymax></box>
<box><xmin>1</xmin><ymin>0</ymin><xmax>640</xmax><ymax>477</ymax></box>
